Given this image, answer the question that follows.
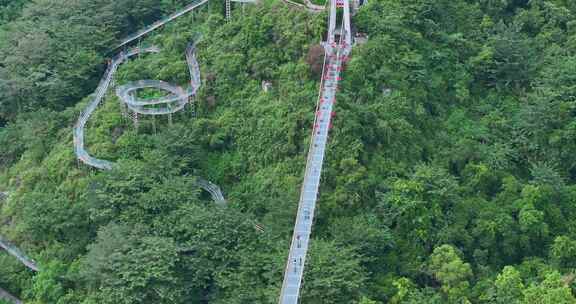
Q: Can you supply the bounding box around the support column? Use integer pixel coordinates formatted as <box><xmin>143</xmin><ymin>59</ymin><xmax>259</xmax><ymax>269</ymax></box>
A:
<box><xmin>120</xmin><ymin>102</ymin><xmax>128</xmax><ymax>120</ymax></box>
<box><xmin>134</xmin><ymin>112</ymin><xmax>139</xmax><ymax>130</ymax></box>
<box><xmin>226</xmin><ymin>0</ymin><xmax>231</xmax><ymax>21</ymax></box>
<box><xmin>189</xmin><ymin>96</ymin><xmax>196</xmax><ymax>118</ymax></box>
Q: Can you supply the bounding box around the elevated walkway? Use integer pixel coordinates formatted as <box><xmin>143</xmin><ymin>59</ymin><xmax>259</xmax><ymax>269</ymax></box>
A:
<box><xmin>75</xmin><ymin>1</ymin><xmax>234</xmax><ymax>201</ymax></box>
<box><xmin>117</xmin><ymin>0</ymin><xmax>257</xmax><ymax>49</ymax></box>
<box><xmin>117</xmin><ymin>0</ymin><xmax>209</xmax><ymax>49</ymax></box>
<box><xmin>73</xmin><ymin>43</ymin><xmax>226</xmax><ymax>204</ymax></box>
<box><xmin>0</xmin><ymin>235</ymin><xmax>38</xmax><ymax>272</ymax></box>
<box><xmin>115</xmin><ymin>43</ymin><xmax>200</xmax><ymax>115</ymax></box>
<box><xmin>73</xmin><ymin>46</ymin><xmax>160</xmax><ymax>171</ymax></box>
<box><xmin>0</xmin><ymin>287</ymin><xmax>22</xmax><ymax>304</ymax></box>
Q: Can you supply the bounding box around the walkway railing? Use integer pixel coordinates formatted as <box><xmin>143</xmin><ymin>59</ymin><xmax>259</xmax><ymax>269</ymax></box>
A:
<box><xmin>76</xmin><ymin>2</ymin><xmax>230</xmax><ymax>200</ymax></box>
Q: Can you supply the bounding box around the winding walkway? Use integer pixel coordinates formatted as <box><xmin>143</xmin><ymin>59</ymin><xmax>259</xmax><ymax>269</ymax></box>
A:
<box><xmin>73</xmin><ymin>0</ymin><xmax>227</xmax><ymax>204</ymax></box>
<box><xmin>73</xmin><ymin>46</ymin><xmax>159</xmax><ymax>171</ymax></box>
<box><xmin>0</xmin><ymin>235</ymin><xmax>38</xmax><ymax>272</ymax></box>
<box><xmin>0</xmin><ymin>287</ymin><xmax>22</xmax><ymax>304</ymax></box>
<box><xmin>116</xmin><ymin>0</ymin><xmax>209</xmax><ymax>49</ymax></box>
<box><xmin>281</xmin><ymin>0</ymin><xmax>325</xmax><ymax>13</ymax></box>
<box><xmin>115</xmin><ymin>44</ymin><xmax>200</xmax><ymax>115</ymax></box>
<box><xmin>72</xmin><ymin>43</ymin><xmax>226</xmax><ymax>204</ymax></box>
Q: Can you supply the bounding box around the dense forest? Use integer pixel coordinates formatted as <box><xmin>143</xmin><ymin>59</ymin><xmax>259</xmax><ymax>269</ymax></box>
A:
<box><xmin>2</xmin><ymin>0</ymin><xmax>576</xmax><ymax>303</ymax></box>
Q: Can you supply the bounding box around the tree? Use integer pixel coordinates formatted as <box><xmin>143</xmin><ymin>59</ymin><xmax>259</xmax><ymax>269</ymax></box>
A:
<box><xmin>550</xmin><ymin>236</ymin><xmax>576</xmax><ymax>269</ymax></box>
<box><xmin>427</xmin><ymin>245</ymin><xmax>472</xmax><ymax>302</ymax></box>
<box><xmin>389</xmin><ymin>278</ymin><xmax>443</xmax><ymax>304</ymax></box>
<box><xmin>305</xmin><ymin>44</ymin><xmax>325</xmax><ymax>76</ymax></box>
<box><xmin>357</xmin><ymin>296</ymin><xmax>382</xmax><ymax>304</ymax></box>
<box><xmin>487</xmin><ymin>266</ymin><xmax>524</xmax><ymax>304</ymax></box>
<box><xmin>26</xmin><ymin>261</ymin><xmax>67</xmax><ymax>304</ymax></box>
<box><xmin>523</xmin><ymin>271</ymin><xmax>576</xmax><ymax>304</ymax></box>
<box><xmin>469</xmin><ymin>21</ymin><xmax>537</xmax><ymax>91</ymax></box>
<box><xmin>81</xmin><ymin>223</ymin><xmax>182</xmax><ymax>304</ymax></box>
<box><xmin>300</xmin><ymin>240</ymin><xmax>368</xmax><ymax>304</ymax></box>
<box><xmin>329</xmin><ymin>214</ymin><xmax>393</xmax><ymax>271</ymax></box>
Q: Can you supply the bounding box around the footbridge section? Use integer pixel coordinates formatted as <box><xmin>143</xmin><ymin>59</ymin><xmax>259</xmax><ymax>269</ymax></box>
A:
<box><xmin>73</xmin><ymin>43</ymin><xmax>226</xmax><ymax>205</ymax></box>
<box><xmin>115</xmin><ymin>43</ymin><xmax>201</xmax><ymax>115</ymax></box>
<box><xmin>0</xmin><ymin>235</ymin><xmax>38</xmax><ymax>272</ymax></box>
<box><xmin>0</xmin><ymin>287</ymin><xmax>22</xmax><ymax>304</ymax></box>
<box><xmin>117</xmin><ymin>0</ymin><xmax>257</xmax><ymax>49</ymax></box>
<box><xmin>73</xmin><ymin>46</ymin><xmax>160</xmax><ymax>171</ymax></box>
<box><xmin>117</xmin><ymin>0</ymin><xmax>209</xmax><ymax>49</ymax></box>
<box><xmin>75</xmin><ymin>1</ymin><xmax>230</xmax><ymax>204</ymax></box>
<box><xmin>278</xmin><ymin>0</ymin><xmax>352</xmax><ymax>303</ymax></box>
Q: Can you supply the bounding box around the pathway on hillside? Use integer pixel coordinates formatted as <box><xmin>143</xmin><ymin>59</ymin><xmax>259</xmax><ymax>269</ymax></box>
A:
<box><xmin>117</xmin><ymin>0</ymin><xmax>256</xmax><ymax>49</ymax></box>
<box><xmin>0</xmin><ymin>287</ymin><xmax>22</xmax><ymax>304</ymax></box>
<box><xmin>278</xmin><ymin>0</ymin><xmax>352</xmax><ymax>303</ymax></box>
<box><xmin>73</xmin><ymin>46</ymin><xmax>159</xmax><ymax>171</ymax></box>
<box><xmin>73</xmin><ymin>44</ymin><xmax>226</xmax><ymax>204</ymax></box>
<box><xmin>74</xmin><ymin>0</ymin><xmax>230</xmax><ymax>203</ymax></box>
<box><xmin>280</xmin><ymin>0</ymin><xmax>325</xmax><ymax>13</ymax></box>
<box><xmin>2</xmin><ymin>0</ymin><xmax>238</xmax><ymax>275</ymax></box>
<box><xmin>0</xmin><ymin>235</ymin><xmax>38</xmax><ymax>272</ymax></box>
<box><xmin>117</xmin><ymin>0</ymin><xmax>209</xmax><ymax>49</ymax></box>
<box><xmin>73</xmin><ymin>0</ymin><xmax>265</xmax><ymax>202</ymax></box>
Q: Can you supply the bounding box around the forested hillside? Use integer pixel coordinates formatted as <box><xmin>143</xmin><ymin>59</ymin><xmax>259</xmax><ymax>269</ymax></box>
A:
<box><xmin>1</xmin><ymin>0</ymin><xmax>576</xmax><ymax>303</ymax></box>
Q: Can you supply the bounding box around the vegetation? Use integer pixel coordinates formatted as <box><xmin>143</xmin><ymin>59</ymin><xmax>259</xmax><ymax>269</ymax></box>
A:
<box><xmin>1</xmin><ymin>0</ymin><xmax>576</xmax><ymax>303</ymax></box>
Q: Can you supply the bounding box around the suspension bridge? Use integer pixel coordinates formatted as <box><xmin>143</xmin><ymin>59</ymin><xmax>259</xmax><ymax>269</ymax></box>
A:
<box><xmin>278</xmin><ymin>0</ymin><xmax>352</xmax><ymax>302</ymax></box>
